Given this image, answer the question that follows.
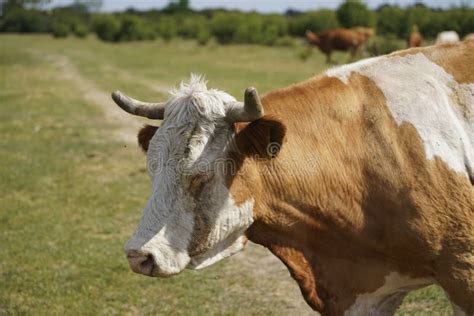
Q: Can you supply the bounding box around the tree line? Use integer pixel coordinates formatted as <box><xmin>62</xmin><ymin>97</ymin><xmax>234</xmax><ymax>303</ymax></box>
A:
<box><xmin>1</xmin><ymin>0</ymin><xmax>473</xmax><ymax>45</ymax></box>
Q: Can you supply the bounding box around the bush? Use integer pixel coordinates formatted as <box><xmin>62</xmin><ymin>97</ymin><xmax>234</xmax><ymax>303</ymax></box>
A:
<box><xmin>118</xmin><ymin>15</ymin><xmax>156</xmax><ymax>41</ymax></box>
<box><xmin>262</xmin><ymin>15</ymin><xmax>288</xmax><ymax>45</ymax></box>
<box><xmin>233</xmin><ymin>15</ymin><xmax>263</xmax><ymax>44</ymax></box>
<box><xmin>48</xmin><ymin>8</ymin><xmax>90</xmax><ymax>39</ymax></box>
<box><xmin>51</xmin><ymin>22</ymin><xmax>70</xmax><ymax>38</ymax></box>
<box><xmin>177</xmin><ymin>15</ymin><xmax>208</xmax><ymax>38</ymax></box>
<box><xmin>403</xmin><ymin>5</ymin><xmax>474</xmax><ymax>39</ymax></box>
<box><xmin>0</xmin><ymin>9</ymin><xmax>47</xmax><ymax>33</ymax></box>
<box><xmin>93</xmin><ymin>15</ymin><xmax>121</xmax><ymax>42</ymax></box>
<box><xmin>196</xmin><ymin>28</ymin><xmax>211</xmax><ymax>45</ymax></box>
<box><xmin>298</xmin><ymin>45</ymin><xmax>313</xmax><ymax>61</ymax></box>
<box><xmin>210</xmin><ymin>12</ymin><xmax>241</xmax><ymax>44</ymax></box>
<box><xmin>4</xmin><ymin>5</ymin><xmax>473</xmax><ymax>45</ymax></box>
<box><xmin>274</xmin><ymin>36</ymin><xmax>296</xmax><ymax>47</ymax></box>
<box><xmin>264</xmin><ymin>15</ymin><xmax>288</xmax><ymax>37</ymax></box>
<box><xmin>288</xmin><ymin>10</ymin><xmax>339</xmax><ymax>36</ymax></box>
<box><xmin>262</xmin><ymin>24</ymin><xmax>279</xmax><ymax>46</ymax></box>
<box><xmin>457</xmin><ymin>8</ymin><xmax>474</xmax><ymax>37</ymax></box>
<box><xmin>405</xmin><ymin>4</ymin><xmax>431</xmax><ymax>37</ymax></box>
<box><xmin>157</xmin><ymin>16</ymin><xmax>177</xmax><ymax>42</ymax></box>
<box><xmin>376</xmin><ymin>5</ymin><xmax>407</xmax><ymax>38</ymax></box>
<box><xmin>367</xmin><ymin>34</ymin><xmax>404</xmax><ymax>56</ymax></box>
<box><xmin>210</xmin><ymin>12</ymin><xmax>288</xmax><ymax>46</ymax></box>
<box><xmin>337</xmin><ymin>0</ymin><xmax>375</xmax><ymax>28</ymax></box>
<box><xmin>72</xmin><ymin>23</ymin><xmax>89</xmax><ymax>38</ymax></box>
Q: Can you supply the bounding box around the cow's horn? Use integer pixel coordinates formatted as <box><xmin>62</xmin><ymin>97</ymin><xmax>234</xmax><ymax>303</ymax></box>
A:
<box><xmin>111</xmin><ymin>91</ymin><xmax>165</xmax><ymax>120</ymax></box>
<box><xmin>226</xmin><ymin>87</ymin><xmax>264</xmax><ymax>123</ymax></box>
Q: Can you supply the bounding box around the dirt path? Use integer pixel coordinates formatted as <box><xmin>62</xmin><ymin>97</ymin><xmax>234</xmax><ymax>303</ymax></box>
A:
<box><xmin>100</xmin><ymin>64</ymin><xmax>172</xmax><ymax>95</ymax></box>
<box><xmin>49</xmin><ymin>54</ymin><xmax>315</xmax><ymax>315</ymax></box>
<box><xmin>46</xmin><ymin>54</ymin><xmax>145</xmax><ymax>144</ymax></box>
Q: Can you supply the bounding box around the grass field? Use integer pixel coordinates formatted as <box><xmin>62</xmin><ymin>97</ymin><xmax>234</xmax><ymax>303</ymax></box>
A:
<box><xmin>0</xmin><ymin>34</ymin><xmax>452</xmax><ymax>315</ymax></box>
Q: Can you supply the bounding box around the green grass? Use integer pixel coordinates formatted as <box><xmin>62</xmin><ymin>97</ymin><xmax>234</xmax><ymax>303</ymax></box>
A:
<box><xmin>0</xmin><ymin>34</ymin><xmax>451</xmax><ymax>315</ymax></box>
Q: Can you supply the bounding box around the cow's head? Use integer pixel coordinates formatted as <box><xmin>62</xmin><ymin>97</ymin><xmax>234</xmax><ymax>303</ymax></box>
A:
<box><xmin>112</xmin><ymin>75</ymin><xmax>270</xmax><ymax>277</ymax></box>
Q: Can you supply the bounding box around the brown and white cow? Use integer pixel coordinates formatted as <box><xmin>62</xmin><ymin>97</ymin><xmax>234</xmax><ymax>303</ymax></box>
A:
<box><xmin>112</xmin><ymin>41</ymin><xmax>474</xmax><ymax>315</ymax></box>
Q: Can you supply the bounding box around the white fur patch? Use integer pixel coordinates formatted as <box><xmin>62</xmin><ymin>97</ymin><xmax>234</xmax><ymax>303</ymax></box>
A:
<box><xmin>189</xmin><ymin>235</ymin><xmax>248</xmax><ymax>270</ymax></box>
<box><xmin>326</xmin><ymin>56</ymin><xmax>381</xmax><ymax>85</ymax></box>
<box><xmin>327</xmin><ymin>53</ymin><xmax>474</xmax><ymax>178</ymax></box>
<box><xmin>344</xmin><ymin>271</ymin><xmax>433</xmax><ymax>316</ymax></box>
<box><xmin>188</xmin><ymin>198</ymin><xmax>254</xmax><ymax>269</ymax></box>
<box><xmin>124</xmin><ymin>196</ymin><xmax>195</xmax><ymax>275</ymax></box>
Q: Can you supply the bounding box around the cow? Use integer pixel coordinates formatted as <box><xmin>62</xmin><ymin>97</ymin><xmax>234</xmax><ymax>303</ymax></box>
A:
<box><xmin>305</xmin><ymin>28</ymin><xmax>367</xmax><ymax>64</ymax></box>
<box><xmin>112</xmin><ymin>41</ymin><xmax>474</xmax><ymax>315</ymax></box>
<box><xmin>407</xmin><ymin>25</ymin><xmax>423</xmax><ymax>48</ymax></box>
<box><xmin>436</xmin><ymin>31</ymin><xmax>460</xmax><ymax>44</ymax></box>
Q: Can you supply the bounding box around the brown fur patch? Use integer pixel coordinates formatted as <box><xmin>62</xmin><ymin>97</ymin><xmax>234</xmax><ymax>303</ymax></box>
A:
<box><xmin>137</xmin><ymin>125</ymin><xmax>158</xmax><ymax>152</ymax></box>
<box><xmin>269</xmin><ymin>244</ymin><xmax>324</xmax><ymax>312</ymax></box>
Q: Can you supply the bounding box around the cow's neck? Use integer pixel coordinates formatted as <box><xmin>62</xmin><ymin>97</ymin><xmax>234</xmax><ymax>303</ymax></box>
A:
<box><xmin>245</xmin><ymin>162</ymin><xmax>432</xmax><ymax>315</ymax></box>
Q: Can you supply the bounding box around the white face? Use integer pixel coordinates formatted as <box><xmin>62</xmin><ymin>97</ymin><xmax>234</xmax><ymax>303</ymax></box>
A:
<box><xmin>125</xmin><ymin>76</ymin><xmax>254</xmax><ymax>277</ymax></box>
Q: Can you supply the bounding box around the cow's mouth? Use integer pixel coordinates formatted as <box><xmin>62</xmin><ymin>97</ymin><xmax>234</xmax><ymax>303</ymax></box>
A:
<box><xmin>187</xmin><ymin>235</ymin><xmax>249</xmax><ymax>270</ymax></box>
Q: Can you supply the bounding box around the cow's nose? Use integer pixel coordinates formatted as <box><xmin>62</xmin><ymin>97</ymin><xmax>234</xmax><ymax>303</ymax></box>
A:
<box><xmin>126</xmin><ymin>250</ymin><xmax>156</xmax><ymax>277</ymax></box>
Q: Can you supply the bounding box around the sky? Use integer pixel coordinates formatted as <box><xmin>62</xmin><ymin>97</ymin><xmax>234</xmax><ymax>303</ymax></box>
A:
<box><xmin>45</xmin><ymin>0</ymin><xmax>473</xmax><ymax>12</ymax></box>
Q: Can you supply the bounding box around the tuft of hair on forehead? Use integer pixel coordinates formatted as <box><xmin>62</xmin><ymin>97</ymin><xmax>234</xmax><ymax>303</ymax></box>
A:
<box><xmin>171</xmin><ymin>73</ymin><xmax>209</xmax><ymax>97</ymax></box>
<box><xmin>165</xmin><ymin>74</ymin><xmax>233</xmax><ymax>121</ymax></box>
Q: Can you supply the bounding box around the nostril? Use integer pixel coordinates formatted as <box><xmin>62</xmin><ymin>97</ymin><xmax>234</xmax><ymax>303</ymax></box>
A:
<box><xmin>139</xmin><ymin>254</ymin><xmax>155</xmax><ymax>275</ymax></box>
<box><xmin>126</xmin><ymin>251</ymin><xmax>156</xmax><ymax>277</ymax></box>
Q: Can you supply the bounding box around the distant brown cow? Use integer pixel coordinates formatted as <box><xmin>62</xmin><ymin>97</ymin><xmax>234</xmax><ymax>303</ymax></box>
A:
<box><xmin>408</xmin><ymin>31</ymin><xmax>423</xmax><ymax>47</ymax></box>
<box><xmin>305</xmin><ymin>29</ymin><xmax>366</xmax><ymax>64</ymax></box>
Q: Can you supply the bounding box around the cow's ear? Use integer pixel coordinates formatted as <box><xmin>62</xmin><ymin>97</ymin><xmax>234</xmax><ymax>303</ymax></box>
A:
<box><xmin>235</xmin><ymin>115</ymin><xmax>286</xmax><ymax>159</ymax></box>
<box><xmin>138</xmin><ymin>125</ymin><xmax>159</xmax><ymax>153</ymax></box>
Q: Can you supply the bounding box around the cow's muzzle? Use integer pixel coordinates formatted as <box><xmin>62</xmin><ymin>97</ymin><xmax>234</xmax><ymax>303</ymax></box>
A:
<box><xmin>126</xmin><ymin>250</ymin><xmax>156</xmax><ymax>277</ymax></box>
